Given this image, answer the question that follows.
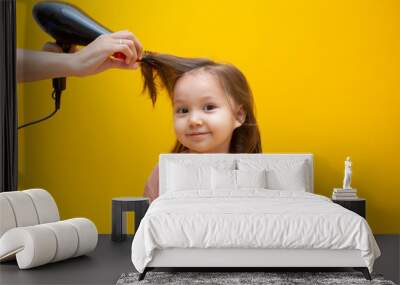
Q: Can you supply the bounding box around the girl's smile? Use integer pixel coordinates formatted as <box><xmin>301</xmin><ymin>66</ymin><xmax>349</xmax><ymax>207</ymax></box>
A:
<box><xmin>185</xmin><ymin>132</ymin><xmax>212</xmax><ymax>144</ymax></box>
<box><xmin>186</xmin><ymin>131</ymin><xmax>211</xmax><ymax>137</ymax></box>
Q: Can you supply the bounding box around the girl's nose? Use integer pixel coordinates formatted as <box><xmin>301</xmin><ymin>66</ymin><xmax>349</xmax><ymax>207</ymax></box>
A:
<box><xmin>188</xmin><ymin>112</ymin><xmax>203</xmax><ymax>127</ymax></box>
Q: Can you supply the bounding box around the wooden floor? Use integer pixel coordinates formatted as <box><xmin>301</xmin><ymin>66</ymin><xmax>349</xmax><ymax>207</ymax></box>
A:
<box><xmin>0</xmin><ymin>235</ymin><xmax>398</xmax><ymax>285</ymax></box>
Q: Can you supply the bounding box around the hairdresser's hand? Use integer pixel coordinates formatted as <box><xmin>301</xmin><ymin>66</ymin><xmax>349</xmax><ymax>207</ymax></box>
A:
<box><xmin>44</xmin><ymin>30</ymin><xmax>143</xmax><ymax>77</ymax></box>
<box><xmin>17</xmin><ymin>31</ymin><xmax>142</xmax><ymax>83</ymax></box>
<box><xmin>75</xmin><ymin>30</ymin><xmax>143</xmax><ymax>77</ymax></box>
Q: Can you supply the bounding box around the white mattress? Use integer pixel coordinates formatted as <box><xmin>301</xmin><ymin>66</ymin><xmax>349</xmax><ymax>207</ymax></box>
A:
<box><xmin>131</xmin><ymin>190</ymin><xmax>380</xmax><ymax>273</ymax></box>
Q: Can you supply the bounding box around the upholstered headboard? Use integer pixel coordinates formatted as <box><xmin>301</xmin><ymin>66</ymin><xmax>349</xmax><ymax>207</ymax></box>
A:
<box><xmin>159</xmin><ymin>153</ymin><xmax>314</xmax><ymax>195</ymax></box>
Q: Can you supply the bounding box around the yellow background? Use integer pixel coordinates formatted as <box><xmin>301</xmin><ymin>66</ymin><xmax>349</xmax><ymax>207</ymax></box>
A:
<box><xmin>16</xmin><ymin>0</ymin><xmax>400</xmax><ymax>234</ymax></box>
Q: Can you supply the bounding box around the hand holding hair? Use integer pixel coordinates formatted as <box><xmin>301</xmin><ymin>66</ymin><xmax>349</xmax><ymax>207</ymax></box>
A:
<box><xmin>71</xmin><ymin>30</ymin><xmax>144</xmax><ymax>76</ymax></box>
<box><xmin>17</xmin><ymin>30</ymin><xmax>143</xmax><ymax>82</ymax></box>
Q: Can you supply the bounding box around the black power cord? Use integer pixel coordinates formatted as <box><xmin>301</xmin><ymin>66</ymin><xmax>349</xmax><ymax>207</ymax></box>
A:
<box><xmin>18</xmin><ymin>42</ymin><xmax>69</xmax><ymax>130</ymax></box>
<box><xmin>18</xmin><ymin>89</ymin><xmax>62</xmax><ymax>129</ymax></box>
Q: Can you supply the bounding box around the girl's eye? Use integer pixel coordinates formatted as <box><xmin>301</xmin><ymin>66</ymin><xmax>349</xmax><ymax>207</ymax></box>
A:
<box><xmin>204</xmin><ymin>104</ymin><xmax>217</xmax><ymax>112</ymax></box>
<box><xmin>176</xmin><ymin>107</ymin><xmax>189</xmax><ymax>114</ymax></box>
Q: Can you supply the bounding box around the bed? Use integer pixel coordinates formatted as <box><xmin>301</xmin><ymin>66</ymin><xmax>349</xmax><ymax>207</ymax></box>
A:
<box><xmin>131</xmin><ymin>154</ymin><xmax>380</xmax><ymax>281</ymax></box>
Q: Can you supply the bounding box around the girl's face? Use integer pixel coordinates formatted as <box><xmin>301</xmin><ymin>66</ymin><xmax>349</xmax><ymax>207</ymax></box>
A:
<box><xmin>173</xmin><ymin>70</ymin><xmax>244</xmax><ymax>153</ymax></box>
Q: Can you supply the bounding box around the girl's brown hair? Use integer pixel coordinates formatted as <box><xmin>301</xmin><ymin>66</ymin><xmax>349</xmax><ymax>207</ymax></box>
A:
<box><xmin>139</xmin><ymin>51</ymin><xmax>262</xmax><ymax>153</ymax></box>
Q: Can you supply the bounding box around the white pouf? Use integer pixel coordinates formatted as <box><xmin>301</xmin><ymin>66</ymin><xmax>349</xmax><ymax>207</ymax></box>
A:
<box><xmin>0</xmin><ymin>189</ymin><xmax>98</xmax><ymax>269</ymax></box>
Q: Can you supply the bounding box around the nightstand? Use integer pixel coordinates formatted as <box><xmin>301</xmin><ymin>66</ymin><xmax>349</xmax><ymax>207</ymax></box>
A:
<box><xmin>332</xmin><ymin>198</ymin><xmax>366</xmax><ymax>218</ymax></box>
<box><xmin>112</xmin><ymin>197</ymin><xmax>149</xmax><ymax>242</ymax></box>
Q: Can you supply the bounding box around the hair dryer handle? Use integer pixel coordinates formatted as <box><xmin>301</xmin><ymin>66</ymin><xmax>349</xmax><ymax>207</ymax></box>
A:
<box><xmin>57</xmin><ymin>41</ymin><xmax>72</xmax><ymax>53</ymax></box>
<box><xmin>52</xmin><ymin>41</ymin><xmax>70</xmax><ymax>110</ymax></box>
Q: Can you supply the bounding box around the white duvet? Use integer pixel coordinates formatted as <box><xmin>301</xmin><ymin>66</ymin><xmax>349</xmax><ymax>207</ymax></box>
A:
<box><xmin>131</xmin><ymin>190</ymin><xmax>380</xmax><ymax>273</ymax></box>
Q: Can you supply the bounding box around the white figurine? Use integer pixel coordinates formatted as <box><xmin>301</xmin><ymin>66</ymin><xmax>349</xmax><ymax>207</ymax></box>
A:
<box><xmin>343</xmin><ymin>156</ymin><xmax>352</xmax><ymax>189</ymax></box>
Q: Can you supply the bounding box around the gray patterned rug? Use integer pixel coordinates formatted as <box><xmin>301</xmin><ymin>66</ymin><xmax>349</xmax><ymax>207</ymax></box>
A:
<box><xmin>116</xmin><ymin>271</ymin><xmax>396</xmax><ymax>285</ymax></box>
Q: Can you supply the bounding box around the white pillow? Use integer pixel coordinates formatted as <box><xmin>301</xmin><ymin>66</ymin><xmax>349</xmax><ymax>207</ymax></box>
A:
<box><xmin>266</xmin><ymin>167</ymin><xmax>307</xmax><ymax>191</ymax></box>
<box><xmin>211</xmin><ymin>168</ymin><xmax>236</xmax><ymax>190</ymax></box>
<box><xmin>236</xmin><ymin>169</ymin><xmax>267</xmax><ymax>188</ymax></box>
<box><xmin>238</xmin><ymin>159</ymin><xmax>308</xmax><ymax>191</ymax></box>
<box><xmin>166</xmin><ymin>162</ymin><xmax>211</xmax><ymax>191</ymax></box>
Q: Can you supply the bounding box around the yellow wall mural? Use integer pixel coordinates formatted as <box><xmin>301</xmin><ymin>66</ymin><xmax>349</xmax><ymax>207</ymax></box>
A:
<box><xmin>17</xmin><ymin>0</ymin><xmax>400</xmax><ymax>234</ymax></box>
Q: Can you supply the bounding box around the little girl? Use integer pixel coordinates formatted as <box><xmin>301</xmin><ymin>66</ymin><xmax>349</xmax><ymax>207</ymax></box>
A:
<box><xmin>139</xmin><ymin>52</ymin><xmax>262</xmax><ymax>202</ymax></box>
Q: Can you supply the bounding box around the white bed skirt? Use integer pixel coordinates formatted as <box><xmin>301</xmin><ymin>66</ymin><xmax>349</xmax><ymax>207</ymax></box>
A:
<box><xmin>148</xmin><ymin>248</ymin><xmax>366</xmax><ymax>268</ymax></box>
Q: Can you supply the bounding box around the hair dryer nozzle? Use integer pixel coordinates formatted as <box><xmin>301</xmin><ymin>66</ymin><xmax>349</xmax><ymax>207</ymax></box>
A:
<box><xmin>33</xmin><ymin>1</ymin><xmax>111</xmax><ymax>46</ymax></box>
